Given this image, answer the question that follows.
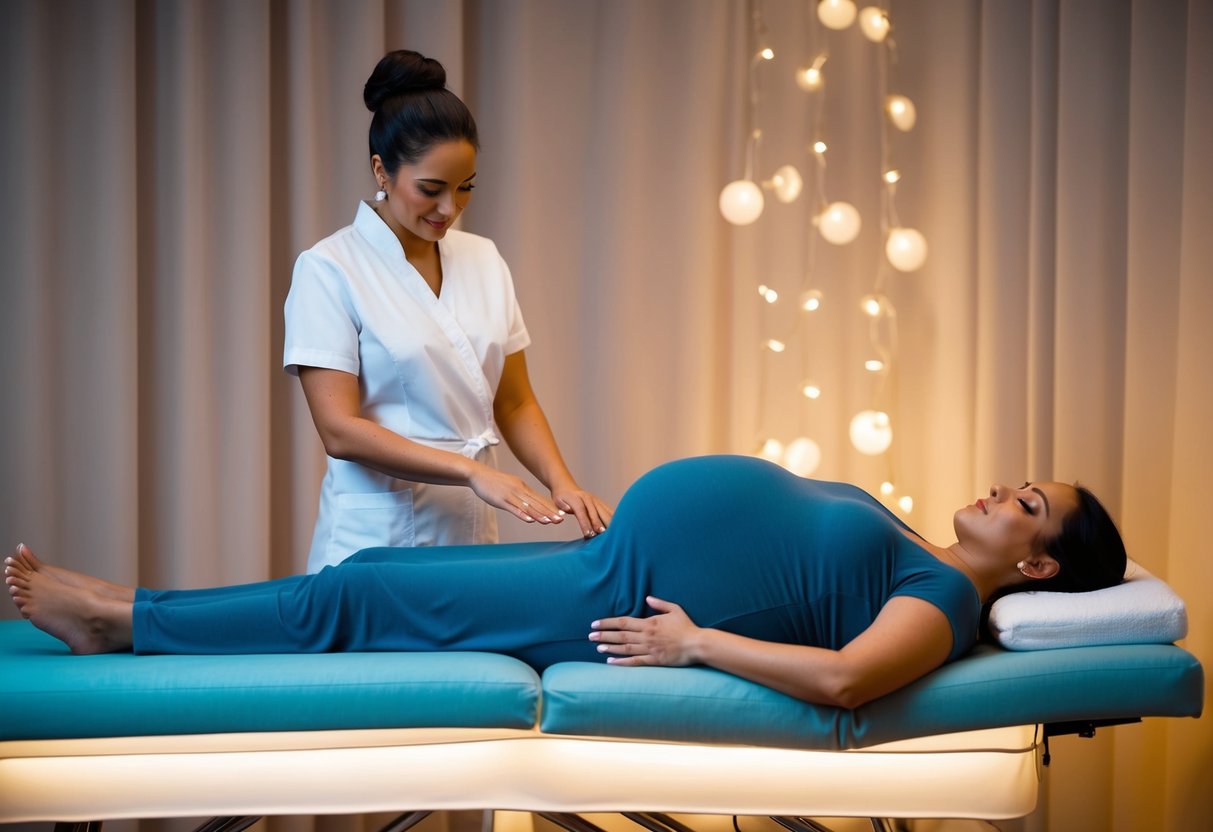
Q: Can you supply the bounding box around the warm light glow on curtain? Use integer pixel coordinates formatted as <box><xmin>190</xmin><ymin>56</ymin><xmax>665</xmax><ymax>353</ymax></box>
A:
<box><xmin>0</xmin><ymin>1</ymin><xmax>1209</xmax><ymax>830</ymax></box>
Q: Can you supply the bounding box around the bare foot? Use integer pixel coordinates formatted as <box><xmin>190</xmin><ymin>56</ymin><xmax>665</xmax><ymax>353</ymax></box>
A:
<box><xmin>11</xmin><ymin>543</ymin><xmax>135</xmax><ymax>603</ymax></box>
<box><xmin>6</xmin><ymin>556</ymin><xmax>133</xmax><ymax>654</ymax></box>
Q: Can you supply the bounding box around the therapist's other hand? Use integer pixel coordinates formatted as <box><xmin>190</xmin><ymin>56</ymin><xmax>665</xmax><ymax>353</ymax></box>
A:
<box><xmin>588</xmin><ymin>596</ymin><xmax>700</xmax><ymax>666</ymax></box>
<box><xmin>467</xmin><ymin>465</ymin><xmax>562</xmax><ymax>525</ymax></box>
<box><xmin>550</xmin><ymin>478</ymin><xmax>613</xmax><ymax>538</ymax></box>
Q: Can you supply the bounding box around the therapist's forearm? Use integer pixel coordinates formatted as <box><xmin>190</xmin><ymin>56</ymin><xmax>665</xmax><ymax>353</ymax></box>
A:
<box><xmin>300</xmin><ymin>365</ymin><xmax>486</xmax><ymax>487</ymax></box>
<box><xmin>496</xmin><ymin>399</ymin><xmax>576</xmax><ymax>490</ymax></box>
<box><xmin>321</xmin><ymin>414</ymin><xmax>482</xmax><ymax>487</ymax></box>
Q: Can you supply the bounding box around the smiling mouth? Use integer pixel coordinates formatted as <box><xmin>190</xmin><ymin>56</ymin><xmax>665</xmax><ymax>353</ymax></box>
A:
<box><xmin>424</xmin><ymin>218</ymin><xmax>447</xmax><ymax>229</ymax></box>
<box><xmin>976</xmin><ymin>498</ymin><xmax>987</xmax><ymax>514</ymax></box>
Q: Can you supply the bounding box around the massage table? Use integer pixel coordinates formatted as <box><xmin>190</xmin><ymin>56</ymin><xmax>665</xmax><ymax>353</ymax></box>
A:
<box><xmin>0</xmin><ymin>562</ymin><xmax>1203</xmax><ymax>829</ymax></box>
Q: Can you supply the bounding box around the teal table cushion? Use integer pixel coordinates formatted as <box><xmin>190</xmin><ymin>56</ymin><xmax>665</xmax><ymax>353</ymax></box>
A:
<box><xmin>540</xmin><ymin>643</ymin><xmax>1204</xmax><ymax>750</ymax></box>
<box><xmin>0</xmin><ymin>620</ymin><xmax>540</xmax><ymax>741</ymax></box>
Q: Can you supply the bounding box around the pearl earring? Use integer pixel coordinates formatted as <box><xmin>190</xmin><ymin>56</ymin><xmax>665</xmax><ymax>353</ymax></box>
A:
<box><xmin>375</xmin><ymin>187</ymin><xmax>387</xmax><ymax>202</ymax></box>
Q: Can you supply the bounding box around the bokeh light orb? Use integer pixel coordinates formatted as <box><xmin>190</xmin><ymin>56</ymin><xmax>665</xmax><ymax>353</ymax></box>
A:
<box><xmin>719</xmin><ymin>179</ymin><xmax>765</xmax><ymax>225</ymax></box>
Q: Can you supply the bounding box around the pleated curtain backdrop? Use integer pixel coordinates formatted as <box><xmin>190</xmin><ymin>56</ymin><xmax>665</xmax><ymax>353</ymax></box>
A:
<box><xmin>1</xmin><ymin>1</ymin><xmax>1210</xmax><ymax>831</ymax></box>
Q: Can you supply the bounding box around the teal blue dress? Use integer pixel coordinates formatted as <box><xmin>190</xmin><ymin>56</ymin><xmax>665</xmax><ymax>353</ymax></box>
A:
<box><xmin>133</xmin><ymin>456</ymin><xmax>981</xmax><ymax>667</ymax></box>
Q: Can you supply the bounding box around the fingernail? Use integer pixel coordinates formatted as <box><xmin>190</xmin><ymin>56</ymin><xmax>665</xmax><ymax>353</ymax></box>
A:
<box><xmin>590</xmin><ymin>620</ymin><xmax>600</xmax><ymax>628</ymax></box>
<box><xmin>597</xmin><ymin>645</ymin><xmax>608</xmax><ymax>653</ymax></box>
<box><xmin>557</xmin><ymin>510</ymin><xmax>567</xmax><ymax>516</ymax></box>
<box><xmin>597</xmin><ymin>526</ymin><xmax>606</xmax><ymax>533</ymax></box>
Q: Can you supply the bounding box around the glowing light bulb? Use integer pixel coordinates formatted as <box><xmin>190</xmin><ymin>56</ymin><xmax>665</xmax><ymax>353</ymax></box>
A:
<box><xmin>760</xmin><ymin>47</ymin><xmax>775</xmax><ymax>61</ymax></box>
<box><xmin>813</xmin><ymin>140</ymin><xmax>828</xmax><ymax>155</ymax></box>
<box><xmin>850</xmin><ymin>410</ymin><xmax>892</xmax><ymax>455</ymax></box>
<box><xmin>898</xmin><ymin>495</ymin><xmax>914</xmax><ymax>513</ymax></box>
<box><xmin>756</xmin><ymin>437</ymin><xmax>785</xmax><ymax>463</ymax></box>
<box><xmin>802</xmin><ymin>383</ymin><xmax>822</xmax><ymax>400</ymax></box>
<box><xmin>816</xmin><ymin>201</ymin><xmax>861</xmax><ymax>245</ymax></box>
<box><xmin>858</xmin><ymin>7</ymin><xmax>891</xmax><ymax>42</ymax></box>
<box><xmin>886</xmin><ymin>94</ymin><xmax>917</xmax><ymax>131</ymax></box>
<box><xmin>859</xmin><ymin>294</ymin><xmax>886</xmax><ymax>317</ymax></box>
<box><xmin>758</xmin><ymin>284</ymin><xmax>779</xmax><ymax>303</ymax></box>
<box><xmin>769</xmin><ymin>164</ymin><xmax>803</xmax><ymax>203</ymax></box>
<box><xmin>796</xmin><ymin>66</ymin><xmax>824</xmax><ymax>91</ymax></box>
<box><xmin>883</xmin><ymin>169</ymin><xmax>901</xmax><ymax>184</ymax></box>
<box><xmin>719</xmin><ymin>180</ymin><xmax>765</xmax><ymax>225</ymax></box>
<box><xmin>765</xmin><ymin>338</ymin><xmax>787</xmax><ymax>353</ymax></box>
<box><xmin>886</xmin><ymin>227</ymin><xmax>928</xmax><ymax>272</ymax></box>
<box><xmin>864</xmin><ymin>358</ymin><xmax>885</xmax><ymax>372</ymax></box>
<box><xmin>817</xmin><ymin>0</ymin><xmax>857</xmax><ymax>30</ymax></box>
<box><xmin>800</xmin><ymin>289</ymin><xmax>823</xmax><ymax>311</ymax></box>
<box><xmin>783</xmin><ymin>437</ymin><xmax>822</xmax><ymax>477</ymax></box>
<box><xmin>880</xmin><ymin>481</ymin><xmax>895</xmax><ymax>496</ymax></box>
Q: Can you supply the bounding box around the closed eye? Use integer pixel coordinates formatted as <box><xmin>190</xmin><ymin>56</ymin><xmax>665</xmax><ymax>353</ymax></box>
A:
<box><xmin>1018</xmin><ymin>498</ymin><xmax>1035</xmax><ymax>515</ymax></box>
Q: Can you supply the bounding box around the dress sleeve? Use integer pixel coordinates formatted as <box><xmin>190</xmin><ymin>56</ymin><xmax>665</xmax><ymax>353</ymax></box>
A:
<box><xmin>891</xmin><ymin>563</ymin><xmax>982</xmax><ymax>662</ymax></box>
<box><xmin>283</xmin><ymin>250</ymin><xmax>362</xmax><ymax>377</ymax></box>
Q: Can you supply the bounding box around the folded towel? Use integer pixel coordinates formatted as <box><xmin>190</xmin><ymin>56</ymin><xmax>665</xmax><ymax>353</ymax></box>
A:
<box><xmin>987</xmin><ymin>559</ymin><xmax>1188</xmax><ymax>650</ymax></box>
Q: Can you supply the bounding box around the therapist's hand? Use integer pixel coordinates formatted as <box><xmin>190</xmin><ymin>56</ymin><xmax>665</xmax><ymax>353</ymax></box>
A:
<box><xmin>549</xmin><ymin>478</ymin><xmax>613</xmax><ymax>538</ymax></box>
<box><xmin>588</xmin><ymin>596</ymin><xmax>701</xmax><ymax>666</ymax></box>
<box><xmin>468</xmin><ymin>464</ymin><xmax>563</xmax><ymax>525</ymax></box>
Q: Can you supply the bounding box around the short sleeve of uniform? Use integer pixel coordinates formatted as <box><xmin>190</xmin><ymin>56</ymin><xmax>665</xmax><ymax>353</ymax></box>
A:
<box><xmin>283</xmin><ymin>250</ymin><xmax>362</xmax><ymax>377</ymax></box>
<box><xmin>499</xmin><ymin>253</ymin><xmax>531</xmax><ymax>356</ymax></box>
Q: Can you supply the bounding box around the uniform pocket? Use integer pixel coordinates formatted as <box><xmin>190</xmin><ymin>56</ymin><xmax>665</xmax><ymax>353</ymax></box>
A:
<box><xmin>328</xmin><ymin>489</ymin><xmax>416</xmax><ymax>562</ymax></box>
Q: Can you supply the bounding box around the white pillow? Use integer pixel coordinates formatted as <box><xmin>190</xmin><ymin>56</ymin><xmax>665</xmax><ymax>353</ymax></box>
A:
<box><xmin>987</xmin><ymin>559</ymin><xmax>1189</xmax><ymax>650</ymax></box>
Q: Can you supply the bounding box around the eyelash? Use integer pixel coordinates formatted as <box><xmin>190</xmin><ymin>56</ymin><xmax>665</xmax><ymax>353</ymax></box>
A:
<box><xmin>418</xmin><ymin>184</ymin><xmax>476</xmax><ymax>197</ymax></box>
<box><xmin>1018</xmin><ymin>484</ymin><xmax>1036</xmax><ymax>515</ymax></box>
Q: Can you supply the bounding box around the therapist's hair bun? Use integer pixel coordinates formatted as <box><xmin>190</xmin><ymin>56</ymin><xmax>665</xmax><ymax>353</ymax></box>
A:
<box><xmin>363</xmin><ymin>50</ymin><xmax>446</xmax><ymax>113</ymax></box>
<box><xmin>364</xmin><ymin>49</ymin><xmax>479</xmax><ymax>172</ymax></box>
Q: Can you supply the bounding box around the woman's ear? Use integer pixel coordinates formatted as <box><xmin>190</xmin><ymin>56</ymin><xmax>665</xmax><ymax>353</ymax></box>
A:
<box><xmin>1019</xmin><ymin>553</ymin><xmax>1060</xmax><ymax>580</ymax></box>
<box><xmin>370</xmin><ymin>155</ymin><xmax>386</xmax><ymax>183</ymax></box>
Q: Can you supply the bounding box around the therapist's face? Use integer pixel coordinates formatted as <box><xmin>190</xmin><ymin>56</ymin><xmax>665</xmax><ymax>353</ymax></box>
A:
<box><xmin>374</xmin><ymin>139</ymin><xmax>477</xmax><ymax>246</ymax></box>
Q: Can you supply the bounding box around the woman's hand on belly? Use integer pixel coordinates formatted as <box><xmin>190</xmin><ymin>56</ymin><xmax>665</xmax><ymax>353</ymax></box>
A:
<box><xmin>588</xmin><ymin>596</ymin><xmax>703</xmax><ymax>666</ymax></box>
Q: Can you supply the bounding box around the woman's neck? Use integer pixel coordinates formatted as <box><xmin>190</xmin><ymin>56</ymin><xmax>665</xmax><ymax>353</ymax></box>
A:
<box><xmin>897</xmin><ymin>528</ymin><xmax>1000</xmax><ymax>602</ymax></box>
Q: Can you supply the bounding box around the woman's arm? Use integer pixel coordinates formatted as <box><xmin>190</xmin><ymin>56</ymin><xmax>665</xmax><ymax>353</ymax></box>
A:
<box><xmin>298</xmin><ymin>366</ymin><xmax>560</xmax><ymax>525</ymax></box>
<box><xmin>589</xmin><ymin>595</ymin><xmax>953</xmax><ymax>708</ymax></box>
<box><xmin>494</xmin><ymin>351</ymin><xmax>614</xmax><ymax>537</ymax></box>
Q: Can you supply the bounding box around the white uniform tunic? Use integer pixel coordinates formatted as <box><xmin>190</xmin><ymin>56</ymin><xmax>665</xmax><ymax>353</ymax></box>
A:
<box><xmin>284</xmin><ymin>202</ymin><xmax>531</xmax><ymax>573</ymax></box>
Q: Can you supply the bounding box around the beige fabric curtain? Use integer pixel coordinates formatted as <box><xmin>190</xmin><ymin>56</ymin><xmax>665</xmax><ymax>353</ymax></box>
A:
<box><xmin>1</xmin><ymin>1</ymin><xmax>1209</xmax><ymax>830</ymax></box>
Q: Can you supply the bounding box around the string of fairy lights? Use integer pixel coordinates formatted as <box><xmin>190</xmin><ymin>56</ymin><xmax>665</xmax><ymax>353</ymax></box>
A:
<box><xmin>720</xmin><ymin>0</ymin><xmax>927</xmax><ymax>514</ymax></box>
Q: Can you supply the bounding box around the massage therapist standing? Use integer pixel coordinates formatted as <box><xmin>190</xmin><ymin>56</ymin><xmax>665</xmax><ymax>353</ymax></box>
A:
<box><xmin>285</xmin><ymin>50</ymin><xmax>611</xmax><ymax>573</ymax></box>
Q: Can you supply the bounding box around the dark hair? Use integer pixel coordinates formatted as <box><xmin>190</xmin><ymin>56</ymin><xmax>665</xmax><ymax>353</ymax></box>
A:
<box><xmin>364</xmin><ymin>50</ymin><xmax>479</xmax><ymax>175</ymax></box>
<box><xmin>1031</xmin><ymin>485</ymin><xmax>1127</xmax><ymax>593</ymax></box>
